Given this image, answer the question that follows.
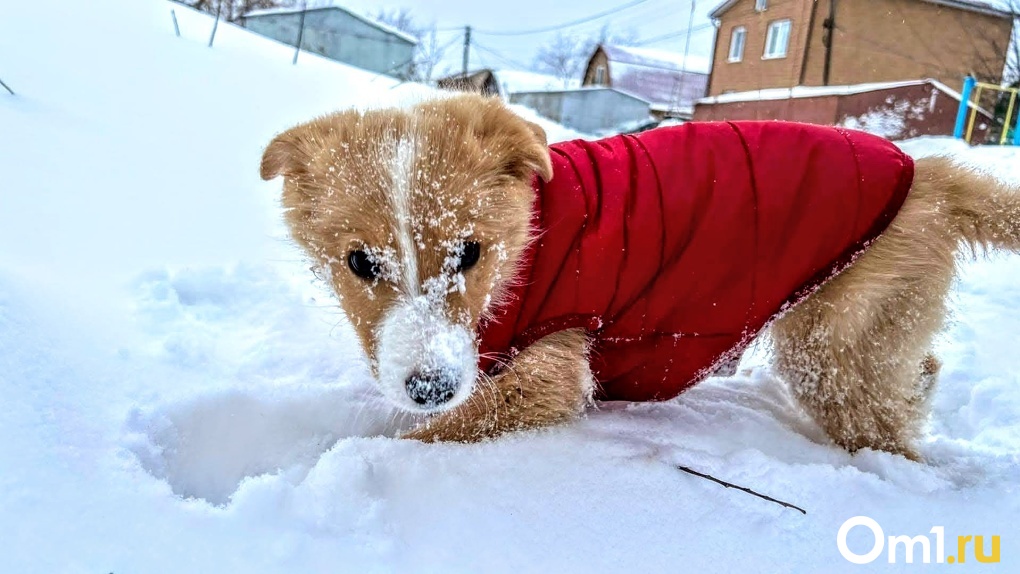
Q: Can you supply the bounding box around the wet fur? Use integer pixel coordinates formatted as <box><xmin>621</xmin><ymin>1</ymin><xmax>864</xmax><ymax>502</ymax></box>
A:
<box><xmin>262</xmin><ymin>94</ymin><xmax>1020</xmax><ymax>458</ymax></box>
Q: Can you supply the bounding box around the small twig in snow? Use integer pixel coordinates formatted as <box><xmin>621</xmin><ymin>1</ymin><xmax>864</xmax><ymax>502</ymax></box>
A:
<box><xmin>675</xmin><ymin>464</ymin><xmax>807</xmax><ymax>515</ymax></box>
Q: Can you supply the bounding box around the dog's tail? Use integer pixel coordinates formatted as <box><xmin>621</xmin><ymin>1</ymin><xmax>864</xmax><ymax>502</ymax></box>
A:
<box><xmin>915</xmin><ymin>155</ymin><xmax>1020</xmax><ymax>254</ymax></box>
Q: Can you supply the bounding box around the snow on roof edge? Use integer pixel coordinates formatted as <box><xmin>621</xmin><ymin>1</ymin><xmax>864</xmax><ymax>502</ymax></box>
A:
<box><xmin>242</xmin><ymin>4</ymin><xmax>419</xmax><ymax>44</ymax></box>
<box><xmin>697</xmin><ymin>78</ymin><xmax>995</xmax><ymax>117</ymax></box>
<box><xmin>511</xmin><ymin>85</ymin><xmax>653</xmax><ymax>103</ymax></box>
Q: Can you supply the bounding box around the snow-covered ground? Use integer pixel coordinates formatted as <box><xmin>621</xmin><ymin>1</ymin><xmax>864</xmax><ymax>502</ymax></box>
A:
<box><xmin>1</xmin><ymin>1</ymin><xmax>1019</xmax><ymax>572</ymax></box>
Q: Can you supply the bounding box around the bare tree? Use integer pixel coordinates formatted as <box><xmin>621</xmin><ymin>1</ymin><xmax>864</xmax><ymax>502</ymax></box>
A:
<box><xmin>534</xmin><ymin>26</ymin><xmax>639</xmax><ymax>87</ymax></box>
<box><xmin>186</xmin><ymin>0</ymin><xmax>295</xmax><ymax>23</ymax></box>
<box><xmin>534</xmin><ymin>32</ymin><xmax>587</xmax><ymax>86</ymax></box>
<box><xmin>375</xmin><ymin>8</ymin><xmax>449</xmax><ymax>83</ymax></box>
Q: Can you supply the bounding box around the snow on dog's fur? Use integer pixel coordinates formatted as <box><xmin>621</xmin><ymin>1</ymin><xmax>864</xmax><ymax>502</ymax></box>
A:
<box><xmin>262</xmin><ymin>94</ymin><xmax>1020</xmax><ymax>458</ymax></box>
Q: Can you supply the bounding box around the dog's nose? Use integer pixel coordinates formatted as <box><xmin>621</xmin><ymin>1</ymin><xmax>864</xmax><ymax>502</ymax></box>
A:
<box><xmin>405</xmin><ymin>370</ymin><xmax>458</xmax><ymax>407</ymax></box>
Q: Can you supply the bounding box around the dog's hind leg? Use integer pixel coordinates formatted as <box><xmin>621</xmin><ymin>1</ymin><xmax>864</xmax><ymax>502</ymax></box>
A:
<box><xmin>402</xmin><ymin>328</ymin><xmax>594</xmax><ymax>443</ymax></box>
<box><xmin>772</xmin><ymin>161</ymin><xmax>969</xmax><ymax>459</ymax></box>
<box><xmin>774</xmin><ymin>156</ymin><xmax>1020</xmax><ymax>459</ymax></box>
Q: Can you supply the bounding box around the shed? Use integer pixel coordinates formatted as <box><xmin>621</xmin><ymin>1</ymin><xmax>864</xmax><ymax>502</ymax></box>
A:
<box><xmin>693</xmin><ymin>79</ymin><xmax>993</xmax><ymax>141</ymax></box>
<box><xmin>509</xmin><ymin>87</ymin><xmax>652</xmax><ymax>135</ymax></box>
<box><xmin>241</xmin><ymin>5</ymin><xmax>417</xmax><ymax>77</ymax></box>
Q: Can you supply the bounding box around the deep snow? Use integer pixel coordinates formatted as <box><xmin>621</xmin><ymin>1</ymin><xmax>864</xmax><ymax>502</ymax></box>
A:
<box><xmin>1</xmin><ymin>2</ymin><xmax>1019</xmax><ymax>573</ymax></box>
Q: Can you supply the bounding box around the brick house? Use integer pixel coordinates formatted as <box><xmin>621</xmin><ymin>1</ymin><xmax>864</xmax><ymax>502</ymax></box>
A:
<box><xmin>707</xmin><ymin>0</ymin><xmax>1015</xmax><ymax>96</ymax></box>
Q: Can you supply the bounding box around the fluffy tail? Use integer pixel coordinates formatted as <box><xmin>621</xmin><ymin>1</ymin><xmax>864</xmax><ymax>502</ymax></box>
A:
<box><xmin>916</xmin><ymin>156</ymin><xmax>1020</xmax><ymax>253</ymax></box>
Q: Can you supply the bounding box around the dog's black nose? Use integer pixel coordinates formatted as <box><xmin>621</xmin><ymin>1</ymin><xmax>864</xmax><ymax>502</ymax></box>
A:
<box><xmin>405</xmin><ymin>370</ymin><xmax>458</xmax><ymax>407</ymax></box>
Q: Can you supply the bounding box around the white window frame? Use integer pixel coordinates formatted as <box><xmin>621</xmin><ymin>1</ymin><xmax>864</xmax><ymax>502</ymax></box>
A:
<box><xmin>594</xmin><ymin>65</ymin><xmax>606</xmax><ymax>85</ymax></box>
<box><xmin>728</xmin><ymin>26</ymin><xmax>746</xmax><ymax>62</ymax></box>
<box><xmin>763</xmin><ymin>19</ymin><xmax>791</xmax><ymax>59</ymax></box>
<box><xmin>755</xmin><ymin>0</ymin><xmax>768</xmax><ymax>11</ymax></box>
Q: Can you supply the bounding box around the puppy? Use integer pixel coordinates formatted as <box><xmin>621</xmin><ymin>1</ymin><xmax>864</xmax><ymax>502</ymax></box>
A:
<box><xmin>260</xmin><ymin>94</ymin><xmax>1020</xmax><ymax>458</ymax></box>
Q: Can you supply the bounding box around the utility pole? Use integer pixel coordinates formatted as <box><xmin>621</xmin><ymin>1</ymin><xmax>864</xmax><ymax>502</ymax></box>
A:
<box><xmin>673</xmin><ymin>0</ymin><xmax>697</xmax><ymax>117</ymax></box>
<box><xmin>293</xmin><ymin>3</ymin><xmax>308</xmax><ymax>65</ymax></box>
<box><xmin>822</xmin><ymin>0</ymin><xmax>837</xmax><ymax>86</ymax></box>
<box><xmin>462</xmin><ymin>26</ymin><xmax>471</xmax><ymax>76</ymax></box>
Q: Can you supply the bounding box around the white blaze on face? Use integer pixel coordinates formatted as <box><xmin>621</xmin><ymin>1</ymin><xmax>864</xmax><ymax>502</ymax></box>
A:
<box><xmin>373</xmin><ymin>134</ymin><xmax>477</xmax><ymax>412</ymax></box>
<box><xmin>389</xmin><ymin>135</ymin><xmax>420</xmax><ymax>297</ymax></box>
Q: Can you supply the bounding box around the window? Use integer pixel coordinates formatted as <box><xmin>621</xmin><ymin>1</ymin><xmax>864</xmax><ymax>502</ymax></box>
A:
<box><xmin>763</xmin><ymin>19</ymin><xmax>791</xmax><ymax>59</ymax></box>
<box><xmin>594</xmin><ymin>65</ymin><xmax>606</xmax><ymax>85</ymax></box>
<box><xmin>728</xmin><ymin>26</ymin><xmax>746</xmax><ymax>62</ymax></box>
<box><xmin>755</xmin><ymin>0</ymin><xmax>768</xmax><ymax>11</ymax></box>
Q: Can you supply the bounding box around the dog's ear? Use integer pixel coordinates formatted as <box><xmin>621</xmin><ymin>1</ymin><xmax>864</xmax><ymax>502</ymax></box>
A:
<box><xmin>472</xmin><ymin>99</ymin><xmax>553</xmax><ymax>183</ymax></box>
<box><xmin>521</xmin><ymin>120</ymin><xmax>554</xmax><ymax>183</ymax></box>
<box><xmin>260</xmin><ymin>119</ymin><xmax>331</xmax><ymax>181</ymax></box>
<box><xmin>260</xmin><ymin>130</ymin><xmax>295</xmax><ymax>181</ymax></box>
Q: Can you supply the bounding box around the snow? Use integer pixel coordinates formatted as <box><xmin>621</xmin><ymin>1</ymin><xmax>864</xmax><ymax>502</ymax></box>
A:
<box><xmin>1</xmin><ymin>1</ymin><xmax>1020</xmax><ymax>572</ymax></box>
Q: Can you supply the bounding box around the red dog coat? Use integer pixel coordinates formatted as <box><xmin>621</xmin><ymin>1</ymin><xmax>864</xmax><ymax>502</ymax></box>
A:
<box><xmin>477</xmin><ymin>121</ymin><xmax>914</xmax><ymax>401</ymax></box>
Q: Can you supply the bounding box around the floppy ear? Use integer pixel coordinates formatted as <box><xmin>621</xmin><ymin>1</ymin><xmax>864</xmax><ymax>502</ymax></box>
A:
<box><xmin>260</xmin><ymin>130</ymin><xmax>296</xmax><ymax>181</ymax></box>
<box><xmin>473</xmin><ymin>100</ymin><xmax>554</xmax><ymax>183</ymax></box>
<box><xmin>259</xmin><ymin>119</ymin><xmax>331</xmax><ymax>181</ymax></box>
<box><xmin>259</xmin><ymin>125</ymin><xmax>314</xmax><ymax>181</ymax></box>
<box><xmin>521</xmin><ymin>120</ymin><xmax>554</xmax><ymax>183</ymax></box>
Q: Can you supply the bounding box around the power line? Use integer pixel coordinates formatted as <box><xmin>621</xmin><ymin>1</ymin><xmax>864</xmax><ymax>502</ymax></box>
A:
<box><xmin>471</xmin><ymin>40</ymin><xmax>534</xmax><ymax>71</ymax></box>
<box><xmin>636</xmin><ymin>22</ymin><xmax>714</xmax><ymax>45</ymax></box>
<box><xmin>471</xmin><ymin>0</ymin><xmax>655</xmax><ymax>36</ymax></box>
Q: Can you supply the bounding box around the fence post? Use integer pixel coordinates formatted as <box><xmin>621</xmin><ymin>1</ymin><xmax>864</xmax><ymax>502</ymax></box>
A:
<box><xmin>953</xmin><ymin>75</ymin><xmax>976</xmax><ymax>140</ymax></box>
<box><xmin>208</xmin><ymin>3</ymin><xmax>221</xmax><ymax>47</ymax></box>
<box><xmin>293</xmin><ymin>7</ymin><xmax>307</xmax><ymax>65</ymax></box>
<box><xmin>171</xmin><ymin>9</ymin><xmax>181</xmax><ymax>37</ymax></box>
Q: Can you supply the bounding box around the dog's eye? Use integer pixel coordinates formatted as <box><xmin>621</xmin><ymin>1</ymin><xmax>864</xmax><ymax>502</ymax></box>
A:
<box><xmin>456</xmin><ymin>241</ymin><xmax>481</xmax><ymax>273</ymax></box>
<box><xmin>347</xmin><ymin>250</ymin><xmax>379</xmax><ymax>281</ymax></box>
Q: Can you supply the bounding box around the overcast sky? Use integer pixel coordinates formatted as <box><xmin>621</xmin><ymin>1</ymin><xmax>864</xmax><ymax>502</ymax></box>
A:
<box><xmin>337</xmin><ymin>0</ymin><xmax>721</xmax><ymax>77</ymax></box>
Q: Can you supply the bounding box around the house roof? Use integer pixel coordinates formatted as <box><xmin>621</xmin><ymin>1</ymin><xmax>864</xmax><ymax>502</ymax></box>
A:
<box><xmin>511</xmin><ymin>85</ymin><xmax>652</xmax><ymax>103</ymax></box>
<box><xmin>709</xmin><ymin>0</ymin><xmax>1015</xmax><ymax>19</ymax></box>
<box><xmin>242</xmin><ymin>4</ymin><xmax>419</xmax><ymax>44</ymax></box>
<box><xmin>696</xmin><ymin>78</ymin><xmax>995</xmax><ymax>117</ymax></box>
<box><xmin>492</xmin><ymin>69</ymin><xmax>581</xmax><ymax>93</ymax></box>
<box><xmin>600</xmin><ymin>45</ymin><xmax>711</xmax><ymax>75</ymax></box>
<box><xmin>595</xmin><ymin>45</ymin><xmax>710</xmax><ymax>107</ymax></box>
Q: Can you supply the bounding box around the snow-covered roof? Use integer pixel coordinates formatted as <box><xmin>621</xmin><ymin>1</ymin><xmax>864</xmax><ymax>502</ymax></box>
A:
<box><xmin>242</xmin><ymin>3</ymin><xmax>419</xmax><ymax>44</ymax></box>
<box><xmin>494</xmin><ymin>69</ymin><xmax>580</xmax><ymax>94</ymax></box>
<box><xmin>511</xmin><ymin>85</ymin><xmax>651</xmax><ymax>102</ymax></box>
<box><xmin>597</xmin><ymin>45</ymin><xmax>710</xmax><ymax>107</ymax></box>
<box><xmin>709</xmin><ymin>0</ymin><xmax>1014</xmax><ymax>19</ymax></box>
<box><xmin>697</xmin><ymin>78</ymin><xmax>995</xmax><ymax>116</ymax></box>
<box><xmin>600</xmin><ymin>45</ymin><xmax>711</xmax><ymax>75</ymax></box>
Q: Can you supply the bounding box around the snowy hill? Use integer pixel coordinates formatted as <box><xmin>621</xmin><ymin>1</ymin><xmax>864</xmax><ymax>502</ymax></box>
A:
<box><xmin>1</xmin><ymin>1</ymin><xmax>1019</xmax><ymax>572</ymax></box>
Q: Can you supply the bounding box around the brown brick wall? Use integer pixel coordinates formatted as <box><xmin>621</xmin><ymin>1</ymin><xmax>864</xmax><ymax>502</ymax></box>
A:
<box><xmin>709</xmin><ymin>0</ymin><xmax>1013</xmax><ymax>96</ymax></box>
<box><xmin>708</xmin><ymin>0</ymin><xmax>817</xmax><ymax>95</ymax></box>
<box><xmin>825</xmin><ymin>0</ymin><xmax>1012</xmax><ymax>88</ymax></box>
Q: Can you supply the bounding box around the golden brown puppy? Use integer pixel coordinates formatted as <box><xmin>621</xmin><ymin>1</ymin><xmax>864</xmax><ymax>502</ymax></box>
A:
<box><xmin>261</xmin><ymin>94</ymin><xmax>1020</xmax><ymax>458</ymax></box>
